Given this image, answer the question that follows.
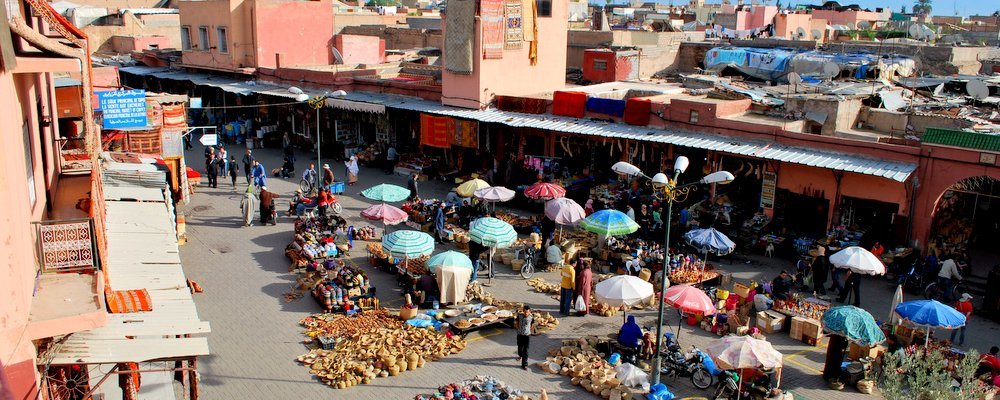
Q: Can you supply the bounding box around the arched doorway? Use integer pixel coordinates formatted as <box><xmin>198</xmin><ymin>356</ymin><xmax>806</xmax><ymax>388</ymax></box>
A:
<box><xmin>930</xmin><ymin>176</ymin><xmax>1000</xmax><ymax>277</ymax></box>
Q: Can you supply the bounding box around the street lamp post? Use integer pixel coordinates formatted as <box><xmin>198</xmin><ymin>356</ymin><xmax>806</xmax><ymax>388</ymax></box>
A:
<box><xmin>612</xmin><ymin>158</ymin><xmax>734</xmax><ymax>387</ymax></box>
<box><xmin>288</xmin><ymin>87</ymin><xmax>347</xmax><ymax>170</ymax></box>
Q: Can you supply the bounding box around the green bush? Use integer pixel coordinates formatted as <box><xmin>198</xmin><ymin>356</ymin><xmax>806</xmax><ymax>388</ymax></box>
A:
<box><xmin>878</xmin><ymin>348</ymin><xmax>994</xmax><ymax>400</ymax></box>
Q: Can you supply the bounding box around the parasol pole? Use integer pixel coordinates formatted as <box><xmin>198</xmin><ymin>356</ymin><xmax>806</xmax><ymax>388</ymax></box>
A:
<box><xmin>925</xmin><ymin>326</ymin><xmax>930</xmax><ymax>348</ymax></box>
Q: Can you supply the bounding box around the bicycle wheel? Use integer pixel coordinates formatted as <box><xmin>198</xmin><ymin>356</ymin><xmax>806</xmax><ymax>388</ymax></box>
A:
<box><xmin>520</xmin><ymin>260</ymin><xmax>535</xmax><ymax>279</ymax></box>
<box><xmin>923</xmin><ymin>282</ymin><xmax>939</xmax><ymax>300</ymax></box>
<box><xmin>299</xmin><ymin>179</ymin><xmax>315</xmax><ymax>195</ymax></box>
<box><xmin>331</xmin><ymin>202</ymin><xmax>343</xmax><ymax>215</ymax></box>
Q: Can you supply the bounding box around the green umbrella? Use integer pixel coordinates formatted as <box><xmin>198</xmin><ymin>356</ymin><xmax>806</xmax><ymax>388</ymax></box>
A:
<box><xmin>579</xmin><ymin>209</ymin><xmax>640</xmax><ymax>236</ymax></box>
<box><xmin>361</xmin><ymin>184</ymin><xmax>411</xmax><ymax>203</ymax></box>
<box><xmin>822</xmin><ymin>305</ymin><xmax>887</xmax><ymax>346</ymax></box>
<box><xmin>427</xmin><ymin>250</ymin><xmax>474</xmax><ymax>275</ymax></box>
<box><xmin>469</xmin><ymin>217</ymin><xmax>518</xmax><ymax>248</ymax></box>
<box><xmin>382</xmin><ymin>230</ymin><xmax>435</xmax><ymax>259</ymax></box>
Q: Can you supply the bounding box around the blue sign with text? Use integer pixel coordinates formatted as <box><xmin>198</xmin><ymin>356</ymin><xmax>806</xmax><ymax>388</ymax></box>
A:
<box><xmin>98</xmin><ymin>89</ymin><xmax>147</xmax><ymax>129</ymax></box>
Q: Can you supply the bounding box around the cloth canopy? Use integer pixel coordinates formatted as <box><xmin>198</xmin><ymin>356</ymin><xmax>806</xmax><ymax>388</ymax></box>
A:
<box><xmin>437</xmin><ymin>266</ymin><xmax>472</xmax><ymax>304</ymax></box>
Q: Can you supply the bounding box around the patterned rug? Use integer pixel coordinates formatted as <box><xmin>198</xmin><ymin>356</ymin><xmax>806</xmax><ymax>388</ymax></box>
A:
<box><xmin>481</xmin><ymin>0</ymin><xmax>505</xmax><ymax>59</ymax></box>
<box><xmin>444</xmin><ymin>0</ymin><xmax>475</xmax><ymax>74</ymax></box>
<box><xmin>504</xmin><ymin>0</ymin><xmax>523</xmax><ymax>50</ymax></box>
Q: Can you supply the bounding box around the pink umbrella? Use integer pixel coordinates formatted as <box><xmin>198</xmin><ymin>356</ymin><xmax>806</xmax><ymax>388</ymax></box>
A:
<box><xmin>524</xmin><ymin>182</ymin><xmax>566</xmax><ymax>200</ymax></box>
<box><xmin>361</xmin><ymin>203</ymin><xmax>408</xmax><ymax>234</ymax></box>
<box><xmin>663</xmin><ymin>284</ymin><xmax>716</xmax><ymax>338</ymax></box>
<box><xmin>544</xmin><ymin>198</ymin><xmax>586</xmax><ymax>225</ymax></box>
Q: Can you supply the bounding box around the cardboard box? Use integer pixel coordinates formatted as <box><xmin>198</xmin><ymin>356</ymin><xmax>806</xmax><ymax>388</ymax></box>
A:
<box><xmin>757</xmin><ymin>310</ymin><xmax>786</xmax><ymax>334</ymax></box>
<box><xmin>734</xmin><ymin>282</ymin><xmax>751</xmax><ymax>299</ymax></box>
<box><xmin>801</xmin><ymin>318</ymin><xmax>823</xmax><ymax>341</ymax></box>
<box><xmin>848</xmin><ymin>342</ymin><xmax>885</xmax><ymax>360</ymax></box>
<box><xmin>789</xmin><ymin>316</ymin><xmax>808</xmax><ymax>341</ymax></box>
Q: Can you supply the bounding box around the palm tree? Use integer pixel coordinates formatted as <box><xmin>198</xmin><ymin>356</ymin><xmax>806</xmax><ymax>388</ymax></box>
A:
<box><xmin>912</xmin><ymin>0</ymin><xmax>932</xmax><ymax>16</ymax></box>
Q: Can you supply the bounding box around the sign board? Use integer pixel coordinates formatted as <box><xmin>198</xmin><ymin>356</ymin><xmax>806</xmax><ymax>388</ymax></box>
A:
<box><xmin>98</xmin><ymin>89</ymin><xmax>147</xmax><ymax>129</ymax></box>
<box><xmin>199</xmin><ymin>134</ymin><xmax>218</xmax><ymax>146</ymax></box>
<box><xmin>760</xmin><ymin>171</ymin><xmax>777</xmax><ymax>209</ymax></box>
<box><xmin>979</xmin><ymin>153</ymin><xmax>997</xmax><ymax>166</ymax></box>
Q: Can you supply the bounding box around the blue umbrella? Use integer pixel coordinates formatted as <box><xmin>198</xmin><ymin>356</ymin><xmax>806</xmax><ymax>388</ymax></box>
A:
<box><xmin>683</xmin><ymin>227</ymin><xmax>736</xmax><ymax>256</ymax></box>
<box><xmin>894</xmin><ymin>299</ymin><xmax>967</xmax><ymax>347</ymax></box>
<box><xmin>427</xmin><ymin>250</ymin><xmax>474</xmax><ymax>275</ymax></box>
<box><xmin>579</xmin><ymin>209</ymin><xmax>640</xmax><ymax>236</ymax></box>
<box><xmin>822</xmin><ymin>305</ymin><xmax>886</xmax><ymax>346</ymax></box>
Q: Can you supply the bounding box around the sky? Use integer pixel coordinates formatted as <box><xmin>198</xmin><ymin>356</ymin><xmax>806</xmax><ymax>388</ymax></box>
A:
<box><xmin>641</xmin><ymin>0</ymin><xmax>1000</xmax><ymax>17</ymax></box>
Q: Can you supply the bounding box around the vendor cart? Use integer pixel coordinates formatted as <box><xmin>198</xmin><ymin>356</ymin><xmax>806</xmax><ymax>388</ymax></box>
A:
<box><xmin>446</xmin><ymin>316</ymin><xmax>515</xmax><ymax>339</ymax></box>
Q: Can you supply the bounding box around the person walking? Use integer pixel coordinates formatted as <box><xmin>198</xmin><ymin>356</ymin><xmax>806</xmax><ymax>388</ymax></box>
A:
<box><xmin>345</xmin><ymin>155</ymin><xmax>359</xmax><ymax>186</ymax></box>
<box><xmin>242</xmin><ymin>149</ymin><xmax>254</xmax><ymax>185</ymax></box>
<box><xmin>302</xmin><ymin>163</ymin><xmax>318</xmax><ymax>193</ymax></box>
<box><xmin>433</xmin><ymin>203</ymin><xmax>447</xmax><ymax>244</ymax></box>
<box><xmin>205</xmin><ymin>148</ymin><xmax>218</xmax><ymax>188</ymax></box>
<box><xmin>575</xmin><ymin>257</ymin><xmax>593</xmax><ymax>316</ymax></box>
<box><xmin>837</xmin><ymin>270</ymin><xmax>861</xmax><ymax>306</ymax></box>
<box><xmin>251</xmin><ymin>159</ymin><xmax>267</xmax><ymax>190</ymax></box>
<box><xmin>938</xmin><ymin>256</ymin><xmax>963</xmax><ymax>301</ymax></box>
<box><xmin>217</xmin><ymin>147</ymin><xmax>229</xmax><ymax>177</ymax></box>
<box><xmin>407</xmin><ymin>172</ymin><xmax>420</xmax><ymax>201</ymax></box>
<box><xmin>951</xmin><ymin>293</ymin><xmax>973</xmax><ymax>346</ymax></box>
<box><xmin>514</xmin><ymin>305</ymin><xmax>535</xmax><ymax>370</ymax></box>
<box><xmin>258</xmin><ymin>186</ymin><xmax>278</xmax><ymax>225</ymax></box>
<box><xmin>828</xmin><ymin>265</ymin><xmax>845</xmax><ymax>295</ymax></box>
<box><xmin>322</xmin><ymin>164</ymin><xmax>335</xmax><ymax>186</ymax></box>
<box><xmin>559</xmin><ymin>260</ymin><xmax>576</xmax><ymax>316</ymax></box>
<box><xmin>810</xmin><ymin>246</ymin><xmax>829</xmax><ymax>295</ymax></box>
<box><xmin>228</xmin><ymin>157</ymin><xmax>239</xmax><ymax>188</ymax></box>
<box><xmin>384</xmin><ymin>145</ymin><xmax>398</xmax><ymax>174</ymax></box>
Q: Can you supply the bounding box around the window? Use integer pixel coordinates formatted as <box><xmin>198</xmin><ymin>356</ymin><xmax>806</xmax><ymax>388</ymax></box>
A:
<box><xmin>180</xmin><ymin>26</ymin><xmax>191</xmax><ymax>51</ymax></box>
<box><xmin>198</xmin><ymin>26</ymin><xmax>209</xmax><ymax>51</ymax></box>
<box><xmin>537</xmin><ymin>0</ymin><xmax>551</xmax><ymax>17</ymax></box>
<box><xmin>216</xmin><ymin>27</ymin><xmax>228</xmax><ymax>53</ymax></box>
<box><xmin>593</xmin><ymin>59</ymin><xmax>607</xmax><ymax>71</ymax></box>
<box><xmin>689</xmin><ymin>110</ymin><xmax>699</xmax><ymax>123</ymax></box>
<box><xmin>23</xmin><ymin>122</ymin><xmax>35</xmax><ymax>205</ymax></box>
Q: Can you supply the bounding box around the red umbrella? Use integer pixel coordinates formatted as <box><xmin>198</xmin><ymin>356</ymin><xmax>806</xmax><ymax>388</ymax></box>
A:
<box><xmin>663</xmin><ymin>284</ymin><xmax>716</xmax><ymax>339</ymax></box>
<box><xmin>524</xmin><ymin>182</ymin><xmax>566</xmax><ymax>200</ymax></box>
<box><xmin>361</xmin><ymin>203</ymin><xmax>408</xmax><ymax>235</ymax></box>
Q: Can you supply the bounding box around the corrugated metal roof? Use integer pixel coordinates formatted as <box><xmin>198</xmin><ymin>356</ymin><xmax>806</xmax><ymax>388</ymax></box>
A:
<box><xmin>119</xmin><ymin>67</ymin><xmax>916</xmax><ymax>182</ymax></box>
<box><xmin>120</xmin><ymin>8</ymin><xmax>179</xmax><ymax>15</ymax></box>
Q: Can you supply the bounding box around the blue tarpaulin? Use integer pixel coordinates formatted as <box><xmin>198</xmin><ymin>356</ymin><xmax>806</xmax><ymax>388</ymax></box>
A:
<box><xmin>705</xmin><ymin>47</ymin><xmax>914</xmax><ymax>82</ymax></box>
<box><xmin>586</xmin><ymin>97</ymin><xmax>627</xmax><ymax>117</ymax></box>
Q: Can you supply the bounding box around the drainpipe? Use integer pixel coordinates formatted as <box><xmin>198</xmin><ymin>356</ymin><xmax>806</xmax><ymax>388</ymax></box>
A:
<box><xmin>9</xmin><ymin>17</ymin><xmax>97</xmax><ymax>156</ymax></box>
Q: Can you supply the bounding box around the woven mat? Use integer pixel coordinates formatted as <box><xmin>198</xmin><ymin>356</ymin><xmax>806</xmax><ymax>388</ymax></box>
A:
<box><xmin>522</xmin><ymin>0</ymin><xmax>535</xmax><ymax>41</ymax></box>
<box><xmin>444</xmin><ymin>0</ymin><xmax>475</xmax><ymax>74</ymax></box>
<box><xmin>504</xmin><ymin>0</ymin><xmax>523</xmax><ymax>49</ymax></box>
<box><xmin>482</xmin><ymin>0</ymin><xmax>505</xmax><ymax>59</ymax></box>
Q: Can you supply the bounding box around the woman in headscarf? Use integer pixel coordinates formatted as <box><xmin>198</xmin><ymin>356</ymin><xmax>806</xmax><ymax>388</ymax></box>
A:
<box><xmin>584</xmin><ymin>198</ymin><xmax>595</xmax><ymax>216</ymax></box>
<box><xmin>575</xmin><ymin>257</ymin><xmax>593</xmax><ymax>316</ymax></box>
<box><xmin>345</xmin><ymin>155</ymin><xmax>359</xmax><ymax>186</ymax></box>
<box><xmin>618</xmin><ymin>315</ymin><xmax>642</xmax><ymax>349</ymax></box>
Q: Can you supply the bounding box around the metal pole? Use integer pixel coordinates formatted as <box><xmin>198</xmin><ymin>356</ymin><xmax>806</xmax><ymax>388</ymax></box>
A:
<box><xmin>316</xmin><ymin>107</ymin><xmax>322</xmax><ymax>171</ymax></box>
<box><xmin>653</xmin><ymin>168</ymin><xmax>682</xmax><ymax>387</ymax></box>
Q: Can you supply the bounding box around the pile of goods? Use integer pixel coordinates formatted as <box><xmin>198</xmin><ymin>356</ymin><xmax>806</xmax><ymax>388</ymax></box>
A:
<box><xmin>367</xmin><ymin>242</ymin><xmax>388</xmax><ymax>259</ymax></box>
<box><xmin>297</xmin><ymin>312</ymin><xmax>467</xmax><ymax>389</ymax></box>
<box><xmin>464</xmin><ymin>282</ymin><xmax>560</xmax><ymax>333</ymax></box>
<box><xmin>773</xmin><ymin>297</ymin><xmax>830</xmax><ymax>320</ymax></box>
<box><xmin>526</xmin><ymin>278</ymin><xmax>560</xmax><ymax>296</ymax></box>
<box><xmin>589</xmin><ymin>303</ymin><xmax>619</xmax><ymax>317</ymax></box>
<box><xmin>414</xmin><ymin>376</ymin><xmax>535</xmax><ymax>400</ymax></box>
<box><xmin>539</xmin><ymin>337</ymin><xmax>640</xmax><ymax>399</ymax></box>
<box><xmin>302</xmin><ymin>258</ymin><xmax>373</xmax><ymax>312</ymax></box>
<box><xmin>400</xmin><ymin>256</ymin><xmax>430</xmax><ymax>276</ymax></box>
<box><xmin>669</xmin><ymin>269</ymin><xmax>720</xmax><ymax>285</ymax></box>
<box><xmin>301</xmin><ymin>309</ymin><xmax>400</xmax><ymax>338</ymax></box>
<box><xmin>494</xmin><ymin>211</ymin><xmax>536</xmax><ymax>230</ymax></box>
<box><xmin>355</xmin><ymin>226</ymin><xmax>378</xmax><ymax>241</ymax></box>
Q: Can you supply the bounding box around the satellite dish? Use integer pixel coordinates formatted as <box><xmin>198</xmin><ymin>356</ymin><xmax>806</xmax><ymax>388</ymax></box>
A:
<box><xmin>933</xmin><ymin>84</ymin><xmax>945</xmax><ymax>97</ymax></box>
<box><xmin>967</xmin><ymin>80</ymin><xmax>989</xmax><ymax>100</ymax></box>
<box><xmin>331</xmin><ymin>47</ymin><xmax>345</xmax><ymax>64</ymax></box>
<box><xmin>811</xmin><ymin>29</ymin><xmax>822</xmax><ymax>39</ymax></box>
<box><xmin>921</xmin><ymin>25</ymin><xmax>937</xmax><ymax>40</ymax></box>
<box><xmin>908</xmin><ymin>24</ymin><xmax>925</xmax><ymax>39</ymax></box>
<box><xmin>857</xmin><ymin>20</ymin><xmax>870</xmax><ymax>29</ymax></box>
<box><xmin>796</xmin><ymin>27</ymin><xmax>806</xmax><ymax>39</ymax></box>
<box><xmin>822</xmin><ymin>62</ymin><xmax>840</xmax><ymax>77</ymax></box>
<box><xmin>787</xmin><ymin>72</ymin><xmax>802</xmax><ymax>85</ymax></box>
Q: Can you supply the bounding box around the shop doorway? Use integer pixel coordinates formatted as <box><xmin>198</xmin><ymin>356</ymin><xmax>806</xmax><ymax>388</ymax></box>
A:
<box><xmin>839</xmin><ymin>196</ymin><xmax>901</xmax><ymax>248</ymax></box>
<box><xmin>774</xmin><ymin>188</ymin><xmax>829</xmax><ymax>237</ymax></box>
<box><xmin>931</xmin><ymin>176</ymin><xmax>1000</xmax><ymax>277</ymax></box>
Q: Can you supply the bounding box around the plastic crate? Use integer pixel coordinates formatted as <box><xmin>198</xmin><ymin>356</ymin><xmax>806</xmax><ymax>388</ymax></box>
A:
<box><xmin>328</xmin><ymin>181</ymin><xmax>345</xmax><ymax>194</ymax></box>
<box><xmin>317</xmin><ymin>336</ymin><xmax>337</xmax><ymax>350</ymax></box>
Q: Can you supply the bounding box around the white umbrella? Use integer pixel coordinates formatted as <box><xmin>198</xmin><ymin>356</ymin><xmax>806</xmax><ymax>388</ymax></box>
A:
<box><xmin>474</xmin><ymin>186</ymin><xmax>516</xmax><ymax>203</ymax></box>
<box><xmin>596</xmin><ymin>275</ymin><xmax>654</xmax><ymax>322</ymax></box>
<box><xmin>829</xmin><ymin>246</ymin><xmax>886</xmax><ymax>275</ymax></box>
<box><xmin>889</xmin><ymin>284</ymin><xmax>904</xmax><ymax>326</ymax></box>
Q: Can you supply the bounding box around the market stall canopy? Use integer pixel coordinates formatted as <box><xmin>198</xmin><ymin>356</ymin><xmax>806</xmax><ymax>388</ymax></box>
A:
<box><xmin>706</xmin><ymin>335</ymin><xmax>783</xmax><ymax>370</ymax></box>
<box><xmin>361</xmin><ymin>203</ymin><xmax>409</xmax><ymax>226</ymax></box>
<box><xmin>544</xmin><ymin>197</ymin><xmax>586</xmax><ymax>226</ymax></box>
<box><xmin>456</xmin><ymin>179</ymin><xmax>491</xmax><ymax>198</ymax></box>
<box><xmin>474</xmin><ymin>186</ymin><xmax>516</xmax><ymax>203</ymax></box>
<box><xmin>683</xmin><ymin>227</ymin><xmax>736</xmax><ymax>256</ymax></box>
<box><xmin>829</xmin><ymin>246</ymin><xmax>886</xmax><ymax>275</ymax></box>
<box><xmin>579</xmin><ymin>209</ymin><xmax>640</xmax><ymax>237</ymax></box>
<box><xmin>595</xmin><ymin>275</ymin><xmax>654</xmax><ymax>307</ymax></box>
<box><xmin>524</xmin><ymin>182</ymin><xmax>566</xmax><ymax>200</ymax></box>
<box><xmin>469</xmin><ymin>217</ymin><xmax>518</xmax><ymax>248</ymax></box>
<box><xmin>663</xmin><ymin>284</ymin><xmax>717</xmax><ymax>316</ymax></box>
<box><xmin>894</xmin><ymin>300</ymin><xmax>966</xmax><ymax>330</ymax></box>
<box><xmin>427</xmin><ymin>250</ymin><xmax>474</xmax><ymax>274</ymax></box>
<box><xmin>382</xmin><ymin>230</ymin><xmax>435</xmax><ymax>259</ymax></box>
<box><xmin>821</xmin><ymin>305</ymin><xmax>886</xmax><ymax>346</ymax></box>
<box><xmin>361</xmin><ymin>183</ymin><xmax>411</xmax><ymax>203</ymax></box>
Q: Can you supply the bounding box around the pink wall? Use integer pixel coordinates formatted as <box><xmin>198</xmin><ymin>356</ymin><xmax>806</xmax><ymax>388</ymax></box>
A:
<box><xmin>252</xmin><ymin>0</ymin><xmax>333</xmax><ymax>69</ymax></box>
<box><xmin>335</xmin><ymin>34</ymin><xmax>386</xmax><ymax>65</ymax></box>
<box><xmin>774</xmin><ymin>13</ymin><xmax>813</xmax><ymax>39</ymax></box>
<box><xmin>810</xmin><ymin>9</ymin><xmax>881</xmax><ymax>28</ymax></box>
<box><xmin>748</xmin><ymin>6</ymin><xmax>778</xmax><ymax>30</ymax></box>
<box><xmin>441</xmin><ymin>0</ymin><xmax>569</xmax><ymax>109</ymax></box>
<box><xmin>179</xmin><ymin>0</ymin><xmax>239</xmax><ymax>70</ymax></box>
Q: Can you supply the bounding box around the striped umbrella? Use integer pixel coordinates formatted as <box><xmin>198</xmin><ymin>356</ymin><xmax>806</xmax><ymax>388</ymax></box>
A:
<box><xmin>381</xmin><ymin>230</ymin><xmax>435</xmax><ymax>259</ymax></box>
<box><xmin>456</xmin><ymin>179</ymin><xmax>490</xmax><ymax>197</ymax></box>
<box><xmin>361</xmin><ymin>184</ymin><xmax>411</xmax><ymax>203</ymax></box>
<box><xmin>579</xmin><ymin>209</ymin><xmax>639</xmax><ymax>236</ymax></box>
<box><xmin>524</xmin><ymin>182</ymin><xmax>566</xmax><ymax>200</ymax></box>
<box><xmin>468</xmin><ymin>217</ymin><xmax>518</xmax><ymax>248</ymax></box>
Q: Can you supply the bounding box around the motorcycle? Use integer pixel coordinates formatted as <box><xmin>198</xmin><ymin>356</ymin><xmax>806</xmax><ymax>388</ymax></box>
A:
<box><xmin>712</xmin><ymin>369</ymin><xmax>782</xmax><ymax>400</ymax></box>
<box><xmin>660</xmin><ymin>339</ymin><xmax>718</xmax><ymax>390</ymax></box>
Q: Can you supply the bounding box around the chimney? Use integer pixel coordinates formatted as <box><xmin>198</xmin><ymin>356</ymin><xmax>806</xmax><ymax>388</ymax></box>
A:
<box><xmin>275</xmin><ymin>53</ymin><xmax>283</xmax><ymax>69</ymax></box>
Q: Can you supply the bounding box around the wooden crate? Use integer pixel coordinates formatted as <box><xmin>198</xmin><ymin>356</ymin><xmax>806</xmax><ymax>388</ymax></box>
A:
<box><xmin>801</xmin><ymin>318</ymin><xmax>823</xmax><ymax>342</ymax></box>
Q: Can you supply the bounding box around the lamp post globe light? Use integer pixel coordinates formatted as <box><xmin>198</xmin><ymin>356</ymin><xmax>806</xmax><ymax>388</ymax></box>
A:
<box><xmin>611</xmin><ymin>156</ymin><xmax>733</xmax><ymax>386</ymax></box>
<box><xmin>288</xmin><ymin>87</ymin><xmax>348</xmax><ymax>170</ymax></box>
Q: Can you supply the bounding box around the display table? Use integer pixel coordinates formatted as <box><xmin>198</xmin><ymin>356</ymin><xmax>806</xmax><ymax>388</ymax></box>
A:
<box><xmin>773</xmin><ymin>297</ymin><xmax>830</xmax><ymax>320</ymax></box>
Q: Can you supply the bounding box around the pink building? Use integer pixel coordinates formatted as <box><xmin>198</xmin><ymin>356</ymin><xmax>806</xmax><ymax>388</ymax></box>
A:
<box><xmin>717</xmin><ymin>4</ymin><xmax>778</xmax><ymax>30</ymax></box>
<box><xmin>178</xmin><ymin>0</ymin><xmax>334</xmax><ymax>73</ymax></box>
<box><xmin>440</xmin><ymin>0</ymin><xmax>569</xmax><ymax>109</ymax></box>
<box><xmin>0</xmin><ymin>1</ymin><xmax>106</xmax><ymax>398</ymax></box>
<box><xmin>774</xmin><ymin>12</ymin><xmax>829</xmax><ymax>41</ymax></box>
<box><xmin>811</xmin><ymin>8</ymin><xmax>884</xmax><ymax>29</ymax></box>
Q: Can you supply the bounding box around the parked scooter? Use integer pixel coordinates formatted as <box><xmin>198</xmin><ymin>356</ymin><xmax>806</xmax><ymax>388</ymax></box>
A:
<box><xmin>659</xmin><ymin>333</ymin><xmax>722</xmax><ymax>390</ymax></box>
<box><xmin>712</xmin><ymin>368</ymin><xmax>784</xmax><ymax>400</ymax></box>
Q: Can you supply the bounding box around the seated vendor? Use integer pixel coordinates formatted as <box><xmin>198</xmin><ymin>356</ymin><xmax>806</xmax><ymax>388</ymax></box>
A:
<box><xmin>546</xmin><ymin>242</ymin><xmax>563</xmax><ymax>267</ymax></box>
<box><xmin>445</xmin><ymin>189</ymin><xmax>462</xmax><ymax>206</ymax></box>
<box><xmin>618</xmin><ymin>315</ymin><xmax>643</xmax><ymax>350</ymax></box>
<box><xmin>418</xmin><ymin>273</ymin><xmax>438</xmax><ymax>306</ymax></box>
<box><xmin>771</xmin><ymin>271</ymin><xmax>794</xmax><ymax>300</ymax></box>
<box><xmin>292</xmin><ymin>190</ymin><xmax>317</xmax><ymax>216</ymax></box>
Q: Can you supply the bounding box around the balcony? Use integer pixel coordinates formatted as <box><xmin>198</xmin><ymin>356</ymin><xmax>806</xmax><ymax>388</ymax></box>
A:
<box><xmin>26</xmin><ymin>218</ymin><xmax>107</xmax><ymax>341</ymax></box>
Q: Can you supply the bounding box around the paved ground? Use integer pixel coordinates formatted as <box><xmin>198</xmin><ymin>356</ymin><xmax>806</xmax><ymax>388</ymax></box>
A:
<box><xmin>178</xmin><ymin>146</ymin><xmax>1000</xmax><ymax>400</ymax></box>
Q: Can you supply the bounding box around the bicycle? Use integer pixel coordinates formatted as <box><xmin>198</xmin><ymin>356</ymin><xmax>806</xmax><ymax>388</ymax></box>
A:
<box><xmin>299</xmin><ymin>176</ymin><xmax>317</xmax><ymax>196</ymax></box>
<box><xmin>923</xmin><ymin>279</ymin><xmax>968</xmax><ymax>302</ymax></box>
<box><xmin>520</xmin><ymin>246</ymin><xmax>537</xmax><ymax>279</ymax></box>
